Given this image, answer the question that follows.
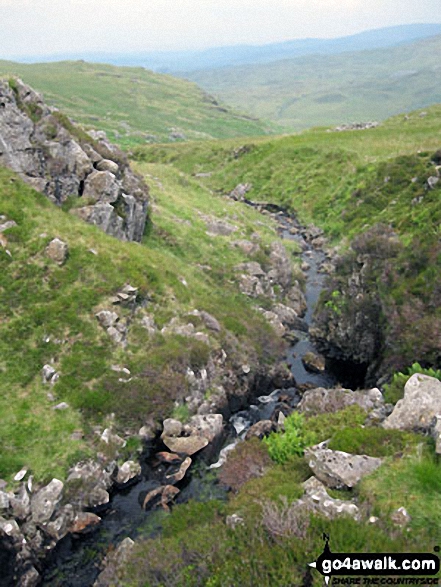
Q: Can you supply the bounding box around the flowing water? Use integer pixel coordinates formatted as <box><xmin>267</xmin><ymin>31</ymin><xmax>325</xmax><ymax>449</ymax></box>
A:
<box><xmin>40</xmin><ymin>213</ymin><xmax>336</xmax><ymax>586</ymax></box>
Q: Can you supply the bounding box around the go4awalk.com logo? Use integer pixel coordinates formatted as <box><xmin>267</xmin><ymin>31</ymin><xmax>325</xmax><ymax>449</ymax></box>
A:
<box><xmin>309</xmin><ymin>535</ymin><xmax>440</xmax><ymax>586</ymax></box>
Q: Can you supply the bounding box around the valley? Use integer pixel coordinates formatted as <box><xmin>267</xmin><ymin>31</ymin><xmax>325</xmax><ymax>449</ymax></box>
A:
<box><xmin>0</xmin><ymin>61</ymin><xmax>441</xmax><ymax>587</ymax></box>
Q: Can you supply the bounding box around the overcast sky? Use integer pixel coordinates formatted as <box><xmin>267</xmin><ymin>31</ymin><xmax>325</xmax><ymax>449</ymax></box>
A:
<box><xmin>1</xmin><ymin>0</ymin><xmax>441</xmax><ymax>58</ymax></box>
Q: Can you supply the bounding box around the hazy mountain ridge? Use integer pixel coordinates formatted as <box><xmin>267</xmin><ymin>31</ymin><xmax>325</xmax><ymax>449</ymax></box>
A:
<box><xmin>11</xmin><ymin>23</ymin><xmax>441</xmax><ymax>73</ymax></box>
<box><xmin>185</xmin><ymin>32</ymin><xmax>441</xmax><ymax>130</ymax></box>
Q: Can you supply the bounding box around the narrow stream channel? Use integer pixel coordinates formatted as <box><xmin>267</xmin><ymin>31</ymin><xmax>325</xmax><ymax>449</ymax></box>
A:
<box><xmin>41</xmin><ymin>212</ymin><xmax>336</xmax><ymax>586</ymax></box>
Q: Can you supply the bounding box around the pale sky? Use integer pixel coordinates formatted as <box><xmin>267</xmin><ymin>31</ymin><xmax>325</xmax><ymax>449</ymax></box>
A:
<box><xmin>1</xmin><ymin>0</ymin><xmax>441</xmax><ymax>58</ymax></box>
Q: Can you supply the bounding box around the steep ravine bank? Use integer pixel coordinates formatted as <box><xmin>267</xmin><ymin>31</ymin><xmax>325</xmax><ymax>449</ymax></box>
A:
<box><xmin>34</xmin><ymin>209</ymin><xmax>339</xmax><ymax>587</ymax></box>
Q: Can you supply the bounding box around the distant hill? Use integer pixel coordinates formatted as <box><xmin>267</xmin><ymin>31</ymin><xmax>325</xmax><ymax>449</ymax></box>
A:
<box><xmin>13</xmin><ymin>24</ymin><xmax>441</xmax><ymax>73</ymax></box>
<box><xmin>0</xmin><ymin>60</ymin><xmax>276</xmax><ymax>146</ymax></box>
<box><xmin>184</xmin><ymin>33</ymin><xmax>441</xmax><ymax>131</ymax></box>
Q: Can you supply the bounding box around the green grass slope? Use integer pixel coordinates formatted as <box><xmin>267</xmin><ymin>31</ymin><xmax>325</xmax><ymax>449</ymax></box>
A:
<box><xmin>186</xmin><ymin>33</ymin><xmax>441</xmax><ymax>131</ymax></box>
<box><xmin>0</xmin><ymin>60</ymin><xmax>277</xmax><ymax>147</ymax></box>
<box><xmin>0</xmin><ymin>158</ymin><xmax>299</xmax><ymax>482</ymax></box>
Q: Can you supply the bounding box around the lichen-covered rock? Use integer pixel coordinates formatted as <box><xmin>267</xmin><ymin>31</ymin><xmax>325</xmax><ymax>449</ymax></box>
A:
<box><xmin>383</xmin><ymin>373</ymin><xmax>441</xmax><ymax>431</ymax></box>
<box><xmin>305</xmin><ymin>441</ymin><xmax>383</xmax><ymax>489</ymax></box>
<box><xmin>300</xmin><ymin>476</ymin><xmax>360</xmax><ymax>520</ymax></box>
<box><xmin>0</xmin><ymin>78</ymin><xmax>148</xmax><ymax>241</ymax></box>
<box><xmin>45</xmin><ymin>238</ymin><xmax>68</xmax><ymax>265</ymax></box>
<box><xmin>30</xmin><ymin>479</ymin><xmax>64</xmax><ymax>525</ymax></box>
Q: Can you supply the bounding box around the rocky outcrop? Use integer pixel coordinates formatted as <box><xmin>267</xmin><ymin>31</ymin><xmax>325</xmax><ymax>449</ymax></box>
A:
<box><xmin>305</xmin><ymin>441</ymin><xmax>383</xmax><ymax>489</ymax></box>
<box><xmin>383</xmin><ymin>373</ymin><xmax>441</xmax><ymax>431</ymax></box>
<box><xmin>0</xmin><ymin>78</ymin><xmax>148</xmax><ymax>241</ymax></box>
<box><xmin>235</xmin><ymin>241</ymin><xmax>306</xmax><ymax>327</ymax></box>
<box><xmin>311</xmin><ymin>225</ymin><xmax>402</xmax><ymax>384</ymax></box>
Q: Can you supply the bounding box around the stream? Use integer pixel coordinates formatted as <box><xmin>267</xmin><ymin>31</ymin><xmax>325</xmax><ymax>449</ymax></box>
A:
<box><xmin>40</xmin><ymin>212</ymin><xmax>337</xmax><ymax>586</ymax></box>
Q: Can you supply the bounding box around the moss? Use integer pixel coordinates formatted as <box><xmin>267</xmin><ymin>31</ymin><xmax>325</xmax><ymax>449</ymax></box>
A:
<box><xmin>328</xmin><ymin>427</ymin><xmax>422</xmax><ymax>458</ymax></box>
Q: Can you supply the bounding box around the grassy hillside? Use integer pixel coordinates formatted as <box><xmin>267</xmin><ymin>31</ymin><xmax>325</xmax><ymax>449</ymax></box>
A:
<box><xmin>0</xmin><ymin>60</ymin><xmax>277</xmax><ymax>147</ymax></box>
<box><xmin>0</xmin><ymin>158</ymin><xmax>299</xmax><ymax>482</ymax></box>
<box><xmin>186</xmin><ymin>34</ymin><xmax>441</xmax><ymax>131</ymax></box>
<box><xmin>134</xmin><ymin>103</ymin><xmax>441</xmax><ymax>376</ymax></box>
<box><xmin>101</xmin><ymin>100</ymin><xmax>441</xmax><ymax>587</ymax></box>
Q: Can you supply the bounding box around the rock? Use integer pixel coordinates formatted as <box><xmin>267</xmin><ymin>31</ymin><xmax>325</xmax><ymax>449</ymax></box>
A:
<box><xmin>302</xmin><ymin>351</ymin><xmax>326</xmax><ymax>373</ymax></box>
<box><xmin>155</xmin><ymin>452</ymin><xmax>182</xmax><ymax>465</ymax></box>
<box><xmin>140</xmin><ymin>315</ymin><xmax>157</xmax><ymax>335</ymax></box>
<box><xmin>95</xmin><ymin>310</ymin><xmax>119</xmax><ymax>329</ymax></box>
<box><xmin>165</xmin><ymin>457</ymin><xmax>192</xmax><ymax>484</ymax></box>
<box><xmin>300</xmin><ymin>477</ymin><xmax>360</xmax><ymax>520</ymax></box>
<box><xmin>384</xmin><ymin>374</ymin><xmax>441</xmax><ymax>431</ymax></box>
<box><xmin>206</xmin><ymin>219</ymin><xmax>238</xmax><ymax>236</ymax></box>
<box><xmin>231</xmin><ymin>239</ymin><xmax>260</xmax><ymax>255</ymax></box>
<box><xmin>427</xmin><ymin>176</ymin><xmax>439</xmax><ymax>190</ymax></box>
<box><xmin>0</xmin><ymin>491</ymin><xmax>10</xmax><ymax>510</ymax></box>
<box><xmin>10</xmin><ymin>485</ymin><xmax>31</xmax><ymax>520</ymax></box>
<box><xmin>83</xmin><ymin>170</ymin><xmax>120</xmax><ymax>203</ymax></box>
<box><xmin>260</xmin><ymin>310</ymin><xmax>285</xmax><ymax>336</ymax></box>
<box><xmin>162</xmin><ymin>419</ymin><xmax>183</xmax><ymax>438</ymax></box>
<box><xmin>0</xmin><ymin>217</ymin><xmax>17</xmax><ymax>233</ymax></box>
<box><xmin>45</xmin><ymin>238</ymin><xmax>68</xmax><ymax>265</ymax></box>
<box><xmin>161</xmin><ymin>318</ymin><xmax>195</xmax><ymax>338</ymax></box>
<box><xmin>45</xmin><ymin>504</ymin><xmax>75</xmax><ymax>540</ymax></box>
<box><xmin>101</xmin><ymin>428</ymin><xmax>126</xmax><ymax>448</ymax></box>
<box><xmin>0</xmin><ymin>516</ymin><xmax>20</xmax><ymax>536</ymax></box>
<box><xmin>226</xmin><ymin>513</ymin><xmax>245</xmax><ymax>529</ymax></box>
<box><xmin>245</xmin><ymin>420</ymin><xmax>275</xmax><ymax>440</ymax></box>
<box><xmin>42</xmin><ymin>364</ymin><xmax>59</xmax><ymax>385</ymax></box>
<box><xmin>391</xmin><ymin>507</ymin><xmax>411</xmax><ymax>527</ymax></box>
<box><xmin>333</xmin><ymin>122</ymin><xmax>379</xmax><ymax>132</ymax></box>
<box><xmin>18</xmin><ymin>566</ymin><xmax>40</xmax><ymax>587</ymax></box>
<box><xmin>66</xmin><ymin>461</ymin><xmax>112</xmax><ymax>508</ymax></box>
<box><xmin>14</xmin><ymin>469</ymin><xmax>28</xmax><ymax>482</ymax></box>
<box><xmin>298</xmin><ymin>386</ymin><xmax>383</xmax><ymax>416</ymax></box>
<box><xmin>53</xmin><ymin>402</ymin><xmax>69</xmax><ymax>411</ymax></box>
<box><xmin>187</xmin><ymin>414</ymin><xmax>224</xmax><ymax>444</ymax></box>
<box><xmin>0</xmin><ymin>79</ymin><xmax>148</xmax><ymax>241</ymax></box>
<box><xmin>229</xmin><ymin>183</ymin><xmax>252</xmax><ymax>200</ymax></box>
<box><xmin>70</xmin><ymin>512</ymin><xmax>101</xmax><ymax>534</ymax></box>
<box><xmin>142</xmin><ymin>485</ymin><xmax>180</xmax><ymax>511</ymax></box>
<box><xmin>199</xmin><ymin>310</ymin><xmax>221</xmax><ymax>332</ymax></box>
<box><xmin>95</xmin><ymin>159</ymin><xmax>119</xmax><ymax>175</ymax></box>
<box><xmin>272</xmin><ymin>303</ymin><xmax>299</xmax><ymax>327</ymax></box>
<box><xmin>31</xmin><ymin>478</ymin><xmax>64</xmax><ymax>525</ymax></box>
<box><xmin>106</xmin><ymin>325</ymin><xmax>125</xmax><ymax>344</ymax></box>
<box><xmin>305</xmin><ymin>442</ymin><xmax>383</xmax><ymax>489</ymax></box>
<box><xmin>433</xmin><ymin>416</ymin><xmax>441</xmax><ymax>455</ymax></box>
<box><xmin>267</xmin><ymin>241</ymin><xmax>293</xmax><ymax>290</ymax></box>
<box><xmin>162</xmin><ymin>435</ymin><xmax>209</xmax><ymax>456</ymax></box>
<box><xmin>94</xmin><ymin>537</ymin><xmax>135</xmax><ymax>587</ymax></box>
<box><xmin>114</xmin><ymin>461</ymin><xmax>141</xmax><ymax>486</ymax></box>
